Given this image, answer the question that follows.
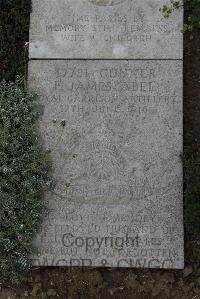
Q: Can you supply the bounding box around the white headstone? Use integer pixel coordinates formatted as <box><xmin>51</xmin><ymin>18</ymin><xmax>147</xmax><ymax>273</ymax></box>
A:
<box><xmin>28</xmin><ymin>60</ymin><xmax>184</xmax><ymax>268</ymax></box>
<box><xmin>28</xmin><ymin>0</ymin><xmax>184</xmax><ymax>268</ymax></box>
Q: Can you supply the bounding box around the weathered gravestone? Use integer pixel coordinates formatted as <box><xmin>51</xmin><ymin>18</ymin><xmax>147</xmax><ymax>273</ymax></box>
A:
<box><xmin>28</xmin><ymin>0</ymin><xmax>184</xmax><ymax>268</ymax></box>
<box><xmin>29</xmin><ymin>0</ymin><xmax>183</xmax><ymax>59</ymax></box>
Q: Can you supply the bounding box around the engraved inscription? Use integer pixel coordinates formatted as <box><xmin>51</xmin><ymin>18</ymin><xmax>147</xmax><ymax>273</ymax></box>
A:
<box><xmin>30</xmin><ymin>61</ymin><xmax>182</xmax><ymax>204</ymax></box>
<box><xmin>45</xmin><ymin>11</ymin><xmax>168</xmax><ymax>46</ymax></box>
<box><xmin>31</xmin><ymin>201</ymin><xmax>183</xmax><ymax>268</ymax></box>
<box><xmin>28</xmin><ymin>60</ymin><xmax>183</xmax><ymax>268</ymax></box>
<box><xmin>29</xmin><ymin>0</ymin><xmax>183</xmax><ymax>59</ymax></box>
<box><xmin>88</xmin><ymin>0</ymin><xmax>127</xmax><ymax>6</ymax></box>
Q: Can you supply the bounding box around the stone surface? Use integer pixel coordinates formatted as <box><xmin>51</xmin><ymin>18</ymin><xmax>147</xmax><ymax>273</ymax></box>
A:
<box><xmin>29</xmin><ymin>0</ymin><xmax>183</xmax><ymax>59</ymax></box>
<box><xmin>28</xmin><ymin>60</ymin><xmax>184</xmax><ymax>268</ymax></box>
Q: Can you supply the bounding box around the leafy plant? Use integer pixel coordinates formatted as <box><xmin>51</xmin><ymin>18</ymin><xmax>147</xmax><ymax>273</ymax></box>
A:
<box><xmin>160</xmin><ymin>0</ymin><xmax>200</xmax><ymax>32</ymax></box>
<box><xmin>0</xmin><ymin>79</ymin><xmax>51</xmax><ymax>284</ymax></box>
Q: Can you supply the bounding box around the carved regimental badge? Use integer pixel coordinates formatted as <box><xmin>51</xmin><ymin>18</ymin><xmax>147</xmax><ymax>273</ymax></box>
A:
<box><xmin>88</xmin><ymin>0</ymin><xmax>127</xmax><ymax>6</ymax></box>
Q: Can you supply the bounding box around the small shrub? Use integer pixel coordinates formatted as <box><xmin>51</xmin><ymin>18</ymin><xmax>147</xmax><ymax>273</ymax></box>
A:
<box><xmin>160</xmin><ymin>0</ymin><xmax>200</xmax><ymax>32</ymax></box>
<box><xmin>0</xmin><ymin>79</ymin><xmax>50</xmax><ymax>284</ymax></box>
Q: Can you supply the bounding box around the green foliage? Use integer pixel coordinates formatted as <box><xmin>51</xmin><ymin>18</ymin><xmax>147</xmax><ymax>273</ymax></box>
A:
<box><xmin>0</xmin><ymin>0</ymin><xmax>31</xmax><ymax>81</ymax></box>
<box><xmin>0</xmin><ymin>79</ymin><xmax>51</xmax><ymax>284</ymax></box>
<box><xmin>184</xmin><ymin>146</ymin><xmax>200</xmax><ymax>236</ymax></box>
<box><xmin>160</xmin><ymin>0</ymin><xmax>200</xmax><ymax>31</ymax></box>
<box><xmin>160</xmin><ymin>4</ymin><xmax>173</xmax><ymax>18</ymax></box>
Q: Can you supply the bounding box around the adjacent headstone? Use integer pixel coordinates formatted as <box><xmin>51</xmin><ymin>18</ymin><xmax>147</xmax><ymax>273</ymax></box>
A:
<box><xmin>29</xmin><ymin>0</ymin><xmax>183</xmax><ymax>59</ymax></box>
<box><xmin>28</xmin><ymin>0</ymin><xmax>184</xmax><ymax>268</ymax></box>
